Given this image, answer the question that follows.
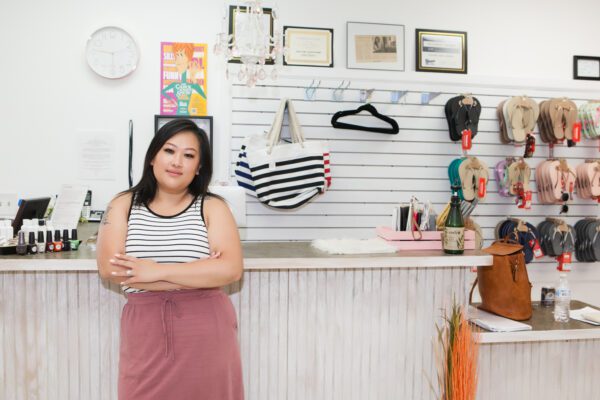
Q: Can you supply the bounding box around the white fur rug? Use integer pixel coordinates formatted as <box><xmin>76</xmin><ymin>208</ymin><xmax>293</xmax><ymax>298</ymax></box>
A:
<box><xmin>311</xmin><ymin>238</ymin><xmax>397</xmax><ymax>255</ymax></box>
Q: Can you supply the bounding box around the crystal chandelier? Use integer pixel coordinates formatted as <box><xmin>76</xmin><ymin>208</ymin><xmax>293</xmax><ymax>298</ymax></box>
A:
<box><xmin>214</xmin><ymin>2</ymin><xmax>285</xmax><ymax>87</ymax></box>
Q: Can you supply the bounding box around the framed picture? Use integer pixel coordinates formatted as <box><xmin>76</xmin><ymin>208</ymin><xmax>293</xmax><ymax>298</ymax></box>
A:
<box><xmin>573</xmin><ymin>56</ymin><xmax>600</xmax><ymax>80</ymax></box>
<box><xmin>346</xmin><ymin>22</ymin><xmax>405</xmax><ymax>71</ymax></box>
<box><xmin>154</xmin><ymin>115</ymin><xmax>213</xmax><ymax>155</ymax></box>
<box><xmin>160</xmin><ymin>42</ymin><xmax>208</xmax><ymax>116</ymax></box>
<box><xmin>416</xmin><ymin>29</ymin><xmax>467</xmax><ymax>74</ymax></box>
<box><xmin>283</xmin><ymin>26</ymin><xmax>333</xmax><ymax>67</ymax></box>
<box><xmin>228</xmin><ymin>5</ymin><xmax>274</xmax><ymax>65</ymax></box>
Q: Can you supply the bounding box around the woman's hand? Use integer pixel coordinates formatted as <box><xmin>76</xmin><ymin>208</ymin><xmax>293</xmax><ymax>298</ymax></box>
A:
<box><xmin>110</xmin><ymin>252</ymin><xmax>222</xmax><ymax>286</ymax></box>
<box><xmin>110</xmin><ymin>254</ymin><xmax>163</xmax><ymax>285</ymax></box>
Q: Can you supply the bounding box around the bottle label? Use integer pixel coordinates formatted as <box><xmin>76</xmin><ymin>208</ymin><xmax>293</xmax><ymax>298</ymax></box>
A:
<box><xmin>556</xmin><ymin>288</ymin><xmax>571</xmax><ymax>298</ymax></box>
<box><xmin>443</xmin><ymin>227</ymin><xmax>465</xmax><ymax>251</ymax></box>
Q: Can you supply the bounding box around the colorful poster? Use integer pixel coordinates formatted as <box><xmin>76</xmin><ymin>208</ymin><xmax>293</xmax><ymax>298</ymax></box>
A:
<box><xmin>160</xmin><ymin>42</ymin><xmax>207</xmax><ymax>116</ymax></box>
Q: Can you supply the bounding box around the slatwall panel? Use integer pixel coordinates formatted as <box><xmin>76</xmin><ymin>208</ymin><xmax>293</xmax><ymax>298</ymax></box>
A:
<box><xmin>477</xmin><ymin>339</ymin><xmax>600</xmax><ymax>400</ymax></box>
<box><xmin>230</xmin><ymin>77</ymin><xmax>600</xmax><ymax>305</ymax></box>
<box><xmin>2</xmin><ymin>267</ymin><xmax>469</xmax><ymax>400</ymax></box>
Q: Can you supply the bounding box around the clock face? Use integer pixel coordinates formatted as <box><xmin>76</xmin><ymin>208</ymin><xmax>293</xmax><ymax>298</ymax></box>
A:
<box><xmin>86</xmin><ymin>26</ymin><xmax>139</xmax><ymax>79</ymax></box>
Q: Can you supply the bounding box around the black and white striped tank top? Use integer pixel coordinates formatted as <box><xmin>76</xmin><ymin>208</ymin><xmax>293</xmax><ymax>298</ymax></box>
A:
<box><xmin>123</xmin><ymin>195</ymin><xmax>210</xmax><ymax>293</ymax></box>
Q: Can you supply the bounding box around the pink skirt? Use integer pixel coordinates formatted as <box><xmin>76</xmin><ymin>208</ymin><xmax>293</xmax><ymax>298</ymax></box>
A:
<box><xmin>118</xmin><ymin>289</ymin><xmax>244</xmax><ymax>400</ymax></box>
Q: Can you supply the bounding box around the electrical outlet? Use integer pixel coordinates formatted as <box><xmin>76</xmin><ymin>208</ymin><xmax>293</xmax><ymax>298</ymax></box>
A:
<box><xmin>0</xmin><ymin>194</ymin><xmax>18</xmax><ymax>218</ymax></box>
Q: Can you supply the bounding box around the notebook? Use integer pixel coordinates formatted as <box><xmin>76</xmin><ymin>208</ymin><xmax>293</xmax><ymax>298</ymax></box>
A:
<box><xmin>468</xmin><ymin>306</ymin><xmax>532</xmax><ymax>332</ymax></box>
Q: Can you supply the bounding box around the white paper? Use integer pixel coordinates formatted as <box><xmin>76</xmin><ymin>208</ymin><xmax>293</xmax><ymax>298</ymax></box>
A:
<box><xmin>468</xmin><ymin>306</ymin><xmax>532</xmax><ymax>332</ymax></box>
<box><xmin>570</xmin><ymin>307</ymin><xmax>600</xmax><ymax>326</ymax></box>
<box><xmin>50</xmin><ymin>184</ymin><xmax>89</xmax><ymax>228</ymax></box>
<box><xmin>78</xmin><ymin>131</ymin><xmax>116</xmax><ymax>180</ymax></box>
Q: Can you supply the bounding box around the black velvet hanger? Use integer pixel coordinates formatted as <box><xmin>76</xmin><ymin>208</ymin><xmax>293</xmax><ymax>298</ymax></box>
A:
<box><xmin>330</xmin><ymin>103</ymin><xmax>399</xmax><ymax>134</ymax></box>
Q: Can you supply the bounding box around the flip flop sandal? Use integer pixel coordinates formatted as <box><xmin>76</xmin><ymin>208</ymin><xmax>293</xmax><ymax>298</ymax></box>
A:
<box><xmin>497</xmin><ymin>101</ymin><xmax>511</xmax><ymax>144</ymax></box>
<box><xmin>539</xmin><ymin>100</ymin><xmax>555</xmax><ymax>143</ymax></box>
<box><xmin>523</xmin><ymin>97</ymin><xmax>540</xmax><ymax>136</ymax></box>
<box><xmin>537</xmin><ymin>221</ymin><xmax>551</xmax><ymax>256</ymax></box>
<box><xmin>590</xmin><ymin>162</ymin><xmax>600</xmax><ymax>197</ymax></box>
<box><xmin>495</xmin><ymin>160</ymin><xmax>510</xmax><ymax>196</ymax></box>
<box><xmin>503</xmin><ymin>100</ymin><xmax>515</xmax><ymax>142</ymax></box>
<box><xmin>507</xmin><ymin>97</ymin><xmax>529</xmax><ymax>143</ymax></box>
<box><xmin>444</xmin><ymin>97</ymin><xmax>461</xmax><ymax>141</ymax></box>
<box><xmin>576</xmin><ymin>163</ymin><xmax>591</xmax><ymax>199</ymax></box>
<box><xmin>495</xmin><ymin>219</ymin><xmax>508</xmax><ymax>239</ymax></box>
<box><xmin>562</xmin><ymin>99</ymin><xmax>578</xmax><ymax>141</ymax></box>
<box><xmin>562</xmin><ymin>226</ymin><xmax>576</xmax><ymax>254</ymax></box>
<box><xmin>591</xmin><ymin>221</ymin><xmax>600</xmax><ymax>261</ymax></box>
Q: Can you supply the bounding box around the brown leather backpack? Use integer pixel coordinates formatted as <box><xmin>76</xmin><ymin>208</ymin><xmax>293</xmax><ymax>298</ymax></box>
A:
<box><xmin>469</xmin><ymin>239</ymin><xmax>533</xmax><ymax>320</ymax></box>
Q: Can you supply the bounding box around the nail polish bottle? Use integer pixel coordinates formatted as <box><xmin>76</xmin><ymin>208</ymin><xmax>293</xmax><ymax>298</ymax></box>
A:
<box><xmin>28</xmin><ymin>232</ymin><xmax>38</xmax><ymax>254</ymax></box>
<box><xmin>46</xmin><ymin>230</ymin><xmax>54</xmax><ymax>252</ymax></box>
<box><xmin>53</xmin><ymin>229</ymin><xmax>63</xmax><ymax>252</ymax></box>
<box><xmin>37</xmin><ymin>231</ymin><xmax>45</xmax><ymax>254</ymax></box>
<box><xmin>16</xmin><ymin>231</ymin><xmax>27</xmax><ymax>255</ymax></box>
<box><xmin>69</xmin><ymin>228</ymin><xmax>80</xmax><ymax>251</ymax></box>
<box><xmin>62</xmin><ymin>229</ymin><xmax>71</xmax><ymax>251</ymax></box>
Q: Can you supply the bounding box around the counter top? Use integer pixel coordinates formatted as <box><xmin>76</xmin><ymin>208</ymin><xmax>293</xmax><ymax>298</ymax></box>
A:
<box><xmin>476</xmin><ymin>301</ymin><xmax>600</xmax><ymax>343</ymax></box>
<box><xmin>0</xmin><ymin>223</ymin><xmax>492</xmax><ymax>271</ymax></box>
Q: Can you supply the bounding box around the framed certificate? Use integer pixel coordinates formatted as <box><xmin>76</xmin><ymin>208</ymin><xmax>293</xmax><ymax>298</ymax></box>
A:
<box><xmin>283</xmin><ymin>26</ymin><xmax>333</xmax><ymax>67</ymax></box>
<box><xmin>347</xmin><ymin>22</ymin><xmax>405</xmax><ymax>71</ymax></box>
<box><xmin>573</xmin><ymin>56</ymin><xmax>600</xmax><ymax>80</ymax></box>
<box><xmin>416</xmin><ymin>29</ymin><xmax>467</xmax><ymax>74</ymax></box>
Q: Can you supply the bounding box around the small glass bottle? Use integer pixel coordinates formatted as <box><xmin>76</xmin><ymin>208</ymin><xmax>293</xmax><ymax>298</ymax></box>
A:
<box><xmin>443</xmin><ymin>184</ymin><xmax>465</xmax><ymax>255</ymax></box>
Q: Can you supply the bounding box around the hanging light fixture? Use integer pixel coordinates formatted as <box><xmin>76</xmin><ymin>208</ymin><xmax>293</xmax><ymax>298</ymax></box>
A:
<box><xmin>214</xmin><ymin>2</ymin><xmax>285</xmax><ymax>87</ymax></box>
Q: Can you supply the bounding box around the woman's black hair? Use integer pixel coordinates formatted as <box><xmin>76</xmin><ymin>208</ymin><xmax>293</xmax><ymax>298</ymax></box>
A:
<box><xmin>122</xmin><ymin>118</ymin><xmax>213</xmax><ymax>206</ymax></box>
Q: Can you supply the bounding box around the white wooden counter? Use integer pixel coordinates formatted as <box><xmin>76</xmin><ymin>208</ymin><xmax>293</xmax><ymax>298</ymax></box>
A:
<box><xmin>1</xmin><ymin>228</ymin><xmax>492</xmax><ymax>400</ymax></box>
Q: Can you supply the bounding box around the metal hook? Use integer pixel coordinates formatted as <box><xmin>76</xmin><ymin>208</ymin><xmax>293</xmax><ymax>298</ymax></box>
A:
<box><xmin>360</xmin><ymin>88</ymin><xmax>375</xmax><ymax>103</ymax></box>
<box><xmin>391</xmin><ymin>90</ymin><xmax>408</xmax><ymax>104</ymax></box>
<box><xmin>420</xmin><ymin>92</ymin><xmax>441</xmax><ymax>105</ymax></box>
<box><xmin>332</xmin><ymin>80</ymin><xmax>351</xmax><ymax>101</ymax></box>
<box><xmin>305</xmin><ymin>80</ymin><xmax>321</xmax><ymax>101</ymax></box>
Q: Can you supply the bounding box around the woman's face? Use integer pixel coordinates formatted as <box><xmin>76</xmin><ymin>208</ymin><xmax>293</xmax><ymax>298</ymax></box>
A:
<box><xmin>151</xmin><ymin>131</ymin><xmax>201</xmax><ymax>193</ymax></box>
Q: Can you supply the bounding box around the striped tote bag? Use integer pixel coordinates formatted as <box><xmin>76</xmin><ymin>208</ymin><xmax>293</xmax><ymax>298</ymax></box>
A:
<box><xmin>241</xmin><ymin>98</ymin><xmax>331</xmax><ymax>209</ymax></box>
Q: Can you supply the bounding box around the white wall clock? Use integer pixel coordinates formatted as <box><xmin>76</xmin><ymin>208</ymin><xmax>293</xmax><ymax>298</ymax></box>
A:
<box><xmin>86</xmin><ymin>26</ymin><xmax>139</xmax><ymax>79</ymax></box>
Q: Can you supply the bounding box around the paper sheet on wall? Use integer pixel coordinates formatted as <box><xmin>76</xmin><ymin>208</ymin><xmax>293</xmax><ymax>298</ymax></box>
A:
<box><xmin>50</xmin><ymin>184</ymin><xmax>89</xmax><ymax>229</ymax></box>
<box><xmin>78</xmin><ymin>131</ymin><xmax>116</xmax><ymax>180</ymax></box>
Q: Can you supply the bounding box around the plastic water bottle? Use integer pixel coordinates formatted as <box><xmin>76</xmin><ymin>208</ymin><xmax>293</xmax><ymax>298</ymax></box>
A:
<box><xmin>554</xmin><ymin>273</ymin><xmax>571</xmax><ymax>323</ymax></box>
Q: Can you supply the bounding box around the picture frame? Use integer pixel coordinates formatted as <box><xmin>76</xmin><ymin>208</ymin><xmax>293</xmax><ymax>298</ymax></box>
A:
<box><xmin>573</xmin><ymin>56</ymin><xmax>600</xmax><ymax>80</ymax></box>
<box><xmin>415</xmin><ymin>29</ymin><xmax>467</xmax><ymax>74</ymax></box>
<box><xmin>346</xmin><ymin>22</ymin><xmax>405</xmax><ymax>71</ymax></box>
<box><xmin>228</xmin><ymin>5</ymin><xmax>274</xmax><ymax>65</ymax></box>
<box><xmin>154</xmin><ymin>115</ymin><xmax>213</xmax><ymax>155</ymax></box>
<box><xmin>283</xmin><ymin>26</ymin><xmax>333</xmax><ymax>67</ymax></box>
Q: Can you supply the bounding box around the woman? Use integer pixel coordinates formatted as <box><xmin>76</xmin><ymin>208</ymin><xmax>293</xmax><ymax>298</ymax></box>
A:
<box><xmin>96</xmin><ymin>119</ymin><xmax>244</xmax><ymax>399</ymax></box>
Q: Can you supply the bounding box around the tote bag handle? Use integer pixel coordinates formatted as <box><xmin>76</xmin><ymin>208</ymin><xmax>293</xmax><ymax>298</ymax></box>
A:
<box><xmin>266</xmin><ymin>98</ymin><xmax>305</xmax><ymax>153</ymax></box>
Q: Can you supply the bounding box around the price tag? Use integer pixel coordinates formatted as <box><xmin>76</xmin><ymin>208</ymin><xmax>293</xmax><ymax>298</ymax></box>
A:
<box><xmin>572</xmin><ymin>121</ymin><xmax>582</xmax><ymax>142</ymax></box>
<box><xmin>529</xmin><ymin>239</ymin><xmax>544</xmax><ymax>258</ymax></box>
<box><xmin>461</xmin><ymin>129</ymin><xmax>472</xmax><ymax>150</ymax></box>
<box><xmin>478</xmin><ymin>177</ymin><xmax>486</xmax><ymax>198</ymax></box>
<box><xmin>557</xmin><ymin>253</ymin><xmax>572</xmax><ymax>272</ymax></box>
<box><xmin>524</xmin><ymin>190</ymin><xmax>532</xmax><ymax>209</ymax></box>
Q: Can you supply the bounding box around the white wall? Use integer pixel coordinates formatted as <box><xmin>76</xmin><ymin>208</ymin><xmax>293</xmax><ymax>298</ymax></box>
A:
<box><xmin>2</xmin><ymin>0</ymin><xmax>600</xmax><ymax>208</ymax></box>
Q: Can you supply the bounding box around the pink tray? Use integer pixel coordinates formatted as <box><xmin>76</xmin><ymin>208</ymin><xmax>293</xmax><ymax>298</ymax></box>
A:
<box><xmin>376</xmin><ymin>226</ymin><xmax>475</xmax><ymax>241</ymax></box>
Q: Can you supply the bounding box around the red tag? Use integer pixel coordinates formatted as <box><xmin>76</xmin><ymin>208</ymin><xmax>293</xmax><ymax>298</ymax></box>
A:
<box><xmin>557</xmin><ymin>252</ymin><xmax>572</xmax><ymax>272</ymax></box>
<box><xmin>569</xmin><ymin>181</ymin><xmax>574</xmax><ymax>195</ymax></box>
<box><xmin>572</xmin><ymin>121</ymin><xmax>582</xmax><ymax>142</ymax></box>
<box><xmin>524</xmin><ymin>190</ymin><xmax>532</xmax><ymax>209</ymax></box>
<box><xmin>529</xmin><ymin>239</ymin><xmax>543</xmax><ymax>258</ymax></box>
<box><xmin>462</xmin><ymin>129</ymin><xmax>472</xmax><ymax>150</ymax></box>
<box><xmin>478</xmin><ymin>177</ymin><xmax>486</xmax><ymax>198</ymax></box>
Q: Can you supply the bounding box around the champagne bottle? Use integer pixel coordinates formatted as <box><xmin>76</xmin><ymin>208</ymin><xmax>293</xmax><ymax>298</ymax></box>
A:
<box><xmin>443</xmin><ymin>184</ymin><xmax>465</xmax><ymax>254</ymax></box>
